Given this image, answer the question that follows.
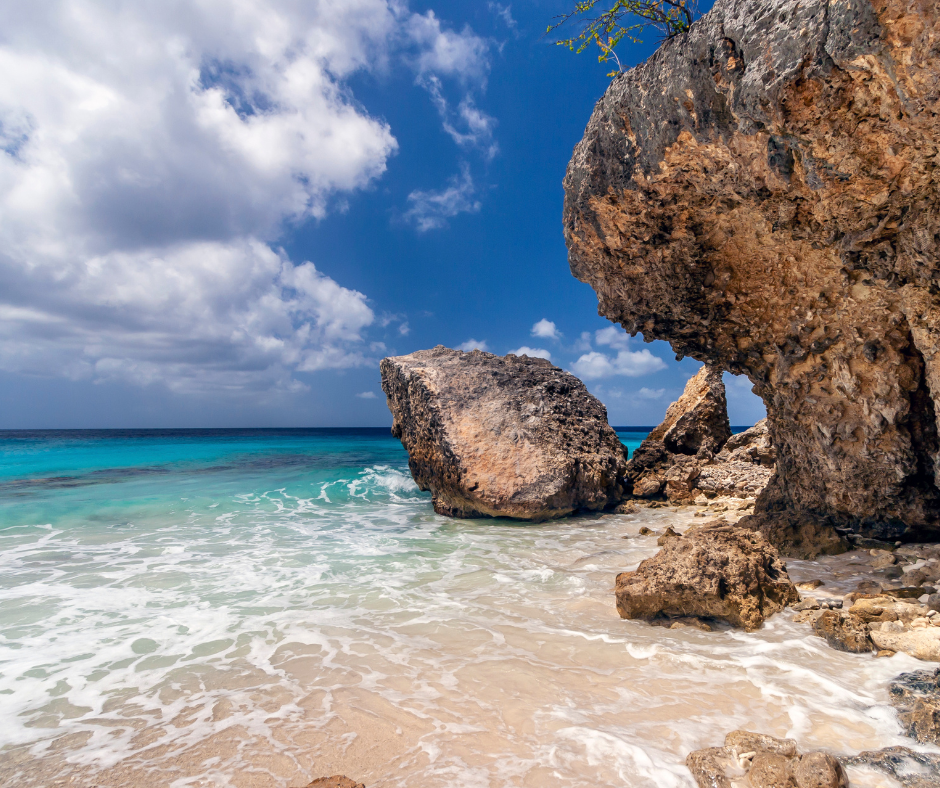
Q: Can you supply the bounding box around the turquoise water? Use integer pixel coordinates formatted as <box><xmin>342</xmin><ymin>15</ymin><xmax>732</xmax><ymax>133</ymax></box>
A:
<box><xmin>0</xmin><ymin>429</ymin><xmax>914</xmax><ymax>788</ymax></box>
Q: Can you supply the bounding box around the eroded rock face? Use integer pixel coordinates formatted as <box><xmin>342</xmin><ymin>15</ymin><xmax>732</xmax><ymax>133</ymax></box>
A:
<box><xmin>564</xmin><ymin>0</ymin><xmax>940</xmax><ymax>541</ymax></box>
<box><xmin>381</xmin><ymin>347</ymin><xmax>628</xmax><ymax>520</ymax></box>
<box><xmin>615</xmin><ymin>523</ymin><xmax>799</xmax><ymax>631</ymax></box>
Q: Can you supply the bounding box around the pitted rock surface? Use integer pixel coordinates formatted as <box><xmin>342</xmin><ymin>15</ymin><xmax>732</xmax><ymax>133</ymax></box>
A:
<box><xmin>647</xmin><ymin>365</ymin><xmax>731</xmax><ymax>455</ymax></box>
<box><xmin>890</xmin><ymin>668</ymin><xmax>940</xmax><ymax>744</ymax></box>
<box><xmin>380</xmin><ymin>347</ymin><xmax>628</xmax><ymax>520</ymax></box>
<box><xmin>615</xmin><ymin>523</ymin><xmax>799</xmax><ymax>631</ymax></box>
<box><xmin>687</xmin><ymin>730</ymin><xmax>847</xmax><ymax>788</ymax></box>
<box><xmin>564</xmin><ymin>0</ymin><xmax>940</xmax><ymax>541</ymax></box>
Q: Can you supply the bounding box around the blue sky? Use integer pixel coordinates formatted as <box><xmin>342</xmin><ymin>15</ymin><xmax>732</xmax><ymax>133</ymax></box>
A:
<box><xmin>0</xmin><ymin>0</ymin><xmax>763</xmax><ymax>428</ymax></box>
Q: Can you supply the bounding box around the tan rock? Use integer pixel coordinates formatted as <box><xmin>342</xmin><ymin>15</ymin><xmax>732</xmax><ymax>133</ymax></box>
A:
<box><xmin>615</xmin><ymin>524</ymin><xmax>798</xmax><ymax>631</ymax></box>
<box><xmin>725</xmin><ymin>731</ymin><xmax>797</xmax><ymax>759</ymax></box>
<box><xmin>792</xmin><ymin>752</ymin><xmax>848</xmax><ymax>788</ymax></box>
<box><xmin>747</xmin><ymin>751</ymin><xmax>793</xmax><ymax>788</ymax></box>
<box><xmin>304</xmin><ymin>778</ymin><xmax>365</xmax><ymax>788</ymax></box>
<box><xmin>871</xmin><ymin>628</ymin><xmax>940</xmax><ymax>662</ymax></box>
<box><xmin>563</xmin><ymin>0</ymin><xmax>940</xmax><ymax>541</ymax></box>
<box><xmin>647</xmin><ymin>365</ymin><xmax>731</xmax><ymax>455</ymax></box>
<box><xmin>687</xmin><ymin>732</ymin><xmax>845</xmax><ymax>788</ymax></box>
<box><xmin>380</xmin><ymin>347</ymin><xmax>627</xmax><ymax>520</ymax></box>
<box><xmin>812</xmin><ymin>611</ymin><xmax>873</xmax><ymax>654</ymax></box>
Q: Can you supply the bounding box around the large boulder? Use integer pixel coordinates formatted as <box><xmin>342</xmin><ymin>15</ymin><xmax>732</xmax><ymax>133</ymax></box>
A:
<box><xmin>563</xmin><ymin>0</ymin><xmax>940</xmax><ymax>542</ymax></box>
<box><xmin>380</xmin><ymin>347</ymin><xmax>628</xmax><ymax>520</ymax></box>
<box><xmin>615</xmin><ymin>523</ymin><xmax>799</xmax><ymax>631</ymax></box>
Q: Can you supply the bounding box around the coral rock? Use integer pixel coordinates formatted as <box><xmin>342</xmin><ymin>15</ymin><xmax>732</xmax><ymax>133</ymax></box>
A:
<box><xmin>688</xmin><ymin>731</ymin><xmax>846</xmax><ymax>788</ymax></box>
<box><xmin>305</xmin><ymin>778</ymin><xmax>365</xmax><ymax>788</ymax></box>
<box><xmin>890</xmin><ymin>669</ymin><xmax>940</xmax><ymax>745</ymax></box>
<box><xmin>381</xmin><ymin>347</ymin><xmax>627</xmax><ymax>520</ymax></box>
<box><xmin>564</xmin><ymin>0</ymin><xmax>940</xmax><ymax>541</ymax></box>
<box><xmin>812</xmin><ymin>611</ymin><xmax>873</xmax><ymax>654</ymax></box>
<box><xmin>615</xmin><ymin>524</ymin><xmax>798</xmax><ymax>631</ymax></box>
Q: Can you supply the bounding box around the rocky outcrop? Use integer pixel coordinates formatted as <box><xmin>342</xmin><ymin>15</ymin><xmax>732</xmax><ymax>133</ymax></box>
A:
<box><xmin>626</xmin><ymin>370</ymin><xmax>776</xmax><ymax>504</ymax></box>
<box><xmin>890</xmin><ymin>668</ymin><xmax>940</xmax><ymax>745</ymax></box>
<box><xmin>812</xmin><ymin>610</ymin><xmax>873</xmax><ymax>653</ymax></box>
<box><xmin>842</xmin><ymin>747</ymin><xmax>940</xmax><ymax>788</ymax></box>
<box><xmin>687</xmin><ymin>730</ymin><xmax>848</xmax><ymax>788</ymax></box>
<box><xmin>380</xmin><ymin>347</ymin><xmax>628</xmax><ymax>520</ymax></box>
<box><xmin>647</xmin><ymin>365</ymin><xmax>731</xmax><ymax>455</ymax></box>
<box><xmin>615</xmin><ymin>523</ymin><xmax>799</xmax><ymax>631</ymax></box>
<box><xmin>564</xmin><ymin>0</ymin><xmax>940</xmax><ymax>542</ymax></box>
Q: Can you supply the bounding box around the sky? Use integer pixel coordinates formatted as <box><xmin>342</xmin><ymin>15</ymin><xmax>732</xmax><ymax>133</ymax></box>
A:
<box><xmin>0</xmin><ymin>0</ymin><xmax>764</xmax><ymax>429</ymax></box>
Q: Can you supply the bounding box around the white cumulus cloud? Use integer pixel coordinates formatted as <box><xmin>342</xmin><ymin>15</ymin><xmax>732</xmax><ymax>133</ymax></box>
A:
<box><xmin>571</xmin><ymin>350</ymin><xmax>667</xmax><ymax>380</ymax></box>
<box><xmin>637</xmin><ymin>387</ymin><xmax>666</xmax><ymax>399</ymax></box>
<box><xmin>508</xmin><ymin>346</ymin><xmax>551</xmax><ymax>360</ymax></box>
<box><xmin>457</xmin><ymin>338</ymin><xmax>489</xmax><ymax>352</ymax></box>
<box><xmin>594</xmin><ymin>326</ymin><xmax>632</xmax><ymax>350</ymax></box>
<box><xmin>0</xmin><ymin>0</ymin><xmax>486</xmax><ymax>394</ymax></box>
<box><xmin>356</xmin><ymin>391</ymin><xmax>378</xmax><ymax>399</ymax></box>
<box><xmin>531</xmin><ymin>319</ymin><xmax>560</xmax><ymax>340</ymax></box>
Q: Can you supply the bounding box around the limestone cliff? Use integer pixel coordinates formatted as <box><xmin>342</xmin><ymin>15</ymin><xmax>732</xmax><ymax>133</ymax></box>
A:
<box><xmin>381</xmin><ymin>347</ymin><xmax>628</xmax><ymax>520</ymax></box>
<box><xmin>564</xmin><ymin>0</ymin><xmax>940</xmax><ymax>541</ymax></box>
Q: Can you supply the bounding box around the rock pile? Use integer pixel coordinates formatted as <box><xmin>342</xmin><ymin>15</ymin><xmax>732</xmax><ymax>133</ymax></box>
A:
<box><xmin>381</xmin><ymin>347</ymin><xmax>628</xmax><ymax>520</ymax></box>
<box><xmin>626</xmin><ymin>367</ymin><xmax>776</xmax><ymax>504</ymax></box>
<box><xmin>303</xmin><ymin>779</ymin><xmax>365</xmax><ymax>788</ymax></box>
<box><xmin>564</xmin><ymin>0</ymin><xmax>940</xmax><ymax>543</ymax></box>
<box><xmin>615</xmin><ymin>523</ymin><xmax>798</xmax><ymax>631</ymax></box>
<box><xmin>686</xmin><ymin>730</ymin><xmax>847</xmax><ymax>788</ymax></box>
<box><xmin>795</xmin><ymin>593</ymin><xmax>940</xmax><ymax>661</ymax></box>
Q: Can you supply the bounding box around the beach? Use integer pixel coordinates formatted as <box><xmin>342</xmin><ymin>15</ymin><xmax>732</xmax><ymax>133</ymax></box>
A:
<box><xmin>0</xmin><ymin>429</ymin><xmax>922</xmax><ymax>787</ymax></box>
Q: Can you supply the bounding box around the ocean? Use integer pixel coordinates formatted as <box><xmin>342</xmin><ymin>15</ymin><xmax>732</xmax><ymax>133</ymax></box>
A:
<box><xmin>0</xmin><ymin>429</ymin><xmax>920</xmax><ymax>787</ymax></box>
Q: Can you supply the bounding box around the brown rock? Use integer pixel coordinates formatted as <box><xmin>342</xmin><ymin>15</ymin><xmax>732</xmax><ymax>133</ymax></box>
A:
<box><xmin>812</xmin><ymin>611</ymin><xmax>873</xmax><ymax>653</ymax></box>
<box><xmin>625</xmin><ymin>367</ymin><xmax>735</xmax><ymax>504</ymax></box>
<box><xmin>747</xmin><ymin>752</ymin><xmax>793</xmax><ymax>788</ymax></box>
<box><xmin>688</xmin><ymin>732</ymin><xmax>845</xmax><ymax>788</ymax></box>
<box><xmin>305</xmin><ymin>778</ymin><xmax>365</xmax><ymax>788</ymax></box>
<box><xmin>380</xmin><ymin>347</ymin><xmax>627</xmax><ymax>520</ymax></box>
<box><xmin>717</xmin><ymin>420</ymin><xmax>776</xmax><ymax>467</ymax></box>
<box><xmin>725</xmin><ymin>730</ymin><xmax>796</xmax><ymax>758</ymax></box>
<box><xmin>796</xmin><ymin>579</ymin><xmax>824</xmax><ymax>591</ymax></box>
<box><xmin>656</xmin><ymin>526</ymin><xmax>681</xmax><ymax>545</ymax></box>
<box><xmin>890</xmin><ymin>668</ymin><xmax>940</xmax><ymax>745</ymax></box>
<box><xmin>615</xmin><ymin>524</ymin><xmax>798</xmax><ymax>631</ymax></box>
<box><xmin>563</xmin><ymin>0</ymin><xmax>940</xmax><ymax>542</ymax></box>
<box><xmin>647</xmin><ymin>365</ymin><xmax>731</xmax><ymax>456</ymax></box>
<box><xmin>747</xmin><ymin>513</ymin><xmax>849</xmax><ymax>560</ymax></box>
<box><xmin>686</xmin><ymin>746</ymin><xmax>737</xmax><ymax>788</ymax></box>
<box><xmin>792</xmin><ymin>752</ymin><xmax>848</xmax><ymax>788</ymax></box>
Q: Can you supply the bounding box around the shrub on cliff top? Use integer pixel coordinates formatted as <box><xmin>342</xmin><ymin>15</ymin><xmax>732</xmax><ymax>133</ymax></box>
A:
<box><xmin>549</xmin><ymin>0</ymin><xmax>699</xmax><ymax>74</ymax></box>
